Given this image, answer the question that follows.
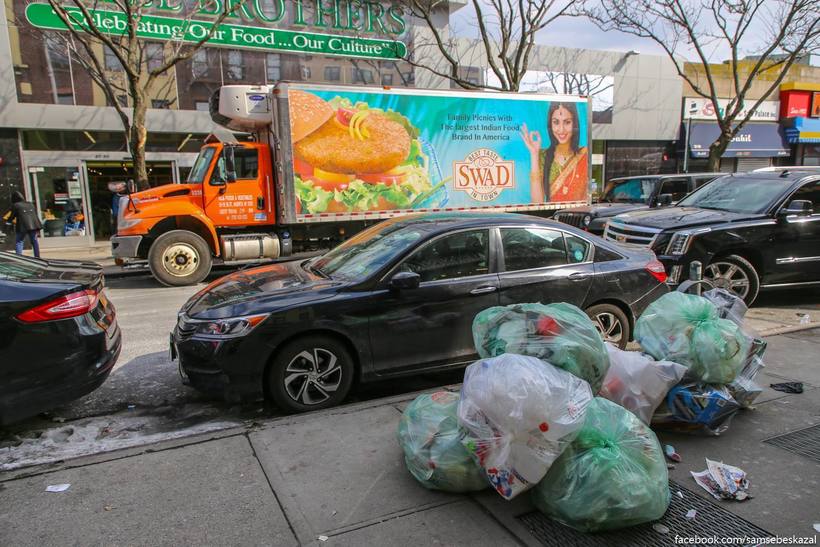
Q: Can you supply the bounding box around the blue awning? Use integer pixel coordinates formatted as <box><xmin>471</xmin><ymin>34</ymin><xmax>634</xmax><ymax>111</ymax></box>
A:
<box><xmin>783</xmin><ymin>117</ymin><xmax>820</xmax><ymax>144</ymax></box>
<box><xmin>688</xmin><ymin>123</ymin><xmax>791</xmax><ymax>158</ymax></box>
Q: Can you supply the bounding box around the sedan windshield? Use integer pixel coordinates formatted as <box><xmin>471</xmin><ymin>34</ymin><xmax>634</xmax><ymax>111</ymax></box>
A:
<box><xmin>310</xmin><ymin>221</ymin><xmax>426</xmax><ymax>280</ymax></box>
<box><xmin>602</xmin><ymin>178</ymin><xmax>657</xmax><ymax>203</ymax></box>
<box><xmin>676</xmin><ymin>176</ymin><xmax>791</xmax><ymax>214</ymax></box>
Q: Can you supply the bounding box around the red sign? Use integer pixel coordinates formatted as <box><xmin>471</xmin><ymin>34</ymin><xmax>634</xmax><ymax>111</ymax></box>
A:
<box><xmin>811</xmin><ymin>92</ymin><xmax>820</xmax><ymax>118</ymax></box>
<box><xmin>780</xmin><ymin>90</ymin><xmax>812</xmax><ymax>118</ymax></box>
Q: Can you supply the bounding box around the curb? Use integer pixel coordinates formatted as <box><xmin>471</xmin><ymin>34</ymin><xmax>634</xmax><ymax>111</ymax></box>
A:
<box><xmin>758</xmin><ymin>323</ymin><xmax>820</xmax><ymax>337</ymax></box>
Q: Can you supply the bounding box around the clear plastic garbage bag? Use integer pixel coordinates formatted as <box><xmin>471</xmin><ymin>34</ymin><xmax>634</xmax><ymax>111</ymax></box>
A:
<box><xmin>472</xmin><ymin>302</ymin><xmax>610</xmax><ymax>392</ymax></box>
<box><xmin>703</xmin><ymin>288</ymin><xmax>748</xmax><ymax>327</ymax></box>
<box><xmin>397</xmin><ymin>391</ymin><xmax>488</xmax><ymax>492</ymax></box>
<box><xmin>728</xmin><ymin>355</ymin><xmax>765</xmax><ymax>408</ymax></box>
<box><xmin>599</xmin><ymin>343</ymin><xmax>688</xmax><ymax>424</ymax></box>
<box><xmin>651</xmin><ymin>382</ymin><xmax>740</xmax><ymax>435</ymax></box>
<box><xmin>634</xmin><ymin>292</ymin><xmax>753</xmax><ymax>384</ymax></box>
<box><xmin>458</xmin><ymin>354</ymin><xmax>593</xmax><ymax>500</ymax></box>
<box><xmin>531</xmin><ymin>397</ymin><xmax>670</xmax><ymax>532</ymax></box>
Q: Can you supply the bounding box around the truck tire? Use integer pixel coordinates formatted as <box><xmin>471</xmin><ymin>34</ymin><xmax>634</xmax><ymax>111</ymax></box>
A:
<box><xmin>585</xmin><ymin>303</ymin><xmax>630</xmax><ymax>349</ymax></box>
<box><xmin>267</xmin><ymin>335</ymin><xmax>355</xmax><ymax>413</ymax></box>
<box><xmin>704</xmin><ymin>254</ymin><xmax>760</xmax><ymax>305</ymax></box>
<box><xmin>148</xmin><ymin>230</ymin><xmax>213</xmax><ymax>286</ymax></box>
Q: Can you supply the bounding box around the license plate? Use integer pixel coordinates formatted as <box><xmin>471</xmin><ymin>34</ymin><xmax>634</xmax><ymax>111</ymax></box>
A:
<box><xmin>169</xmin><ymin>333</ymin><xmax>178</xmax><ymax>361</ymax></box>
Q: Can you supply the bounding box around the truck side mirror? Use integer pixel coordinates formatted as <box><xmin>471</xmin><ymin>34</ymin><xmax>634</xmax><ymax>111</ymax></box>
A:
<box><xmin>389</xmin><ymin>271</ymin><xmax>420</xmax><ymax>290</ymax></box>
<box><xmin>224</xmin><ymin>146</ymin><xmax>237</xmax><ymax>183</ymax></box>
<box><xmin>779</xmin><ymin>199</ymin><xmax>813</xmax><ymax>218</ymax></box>
<box><xmin>656</xmin><ymin>193</ymin><xmax>673</xmax><ymax>207</ymax></box>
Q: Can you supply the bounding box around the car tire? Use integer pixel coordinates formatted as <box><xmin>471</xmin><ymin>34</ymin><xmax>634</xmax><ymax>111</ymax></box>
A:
<box><xmin>704</xmin><ymin>254</ymin><xmax>759</xmax><ymax>305</ymax></box>
<box><xmin>148</xmin><ymin>230</ymin><xmax>213</xmax><ymax>287</ymax></box>
<box><xmin>267</xmin><ymin>335</ymin><xmax>355</xmax><ymax>413</ymax></box>
<box><xmin>585</xmin><ymin>303</ymin><xmax>630</xmax><ymax>349</ymax></box>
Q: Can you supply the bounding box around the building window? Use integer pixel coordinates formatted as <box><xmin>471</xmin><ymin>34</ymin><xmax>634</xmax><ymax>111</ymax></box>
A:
<box><xmin>151</xmin><ymin>99</ymin><xmax>171</xmax><ymax>109</ymax></box>
<box><xmin>226</xmin><ymin>51</ymin><xmax>243</xmax><ymax>80</ymax></box>
<box><xmin>266</xmin><ymin>53</ymin><xmax>281</xmax><ymax>82</ymax></box>
<box><xmin>352</xmin><ymin>68</ymin><xmax>374</xmax><ymax>84</ymax></box>
<box><xmin>145</xmin><ymin>43</ymin><xmax>164</xmax><ymax>72</ymax></box>
<box><xmin>301</xmin><ymin>65</ymin><xmax>311</xmax><ymax>80</ymax></box>
<box><xmin>324</xmin><ymin>66</ymin><xmax>341</xmax><ymax>81</ymax></box>
<box><xmin>104</xmin><ymin>47</ymin><xmax>123</xmax><ymax>71</ymax></box>
<box><xmin>381</xmin><ymin>73</ymin><xmax>393</xmax><ymax>86</ymax></box>
<box><xmin>192</xmin><ymin>49</ymin><xmax>209</xmax><ymax>79</ymax></box>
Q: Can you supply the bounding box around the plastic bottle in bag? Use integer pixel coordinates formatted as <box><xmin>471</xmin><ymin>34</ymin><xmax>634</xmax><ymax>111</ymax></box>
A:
<box><xmin>531</xmin><ymin>398</ymin><xmax>670</xmax><ymax>532</ymax></box>
<box><xmin>397</xmin><ymin>391</ymin><xmax>488</xmax><ymax>492</ymax></box>
<box><xmin>457</xmin><ymin>354</ymin><xmax>593</xmax><ymax>500</ymax></box>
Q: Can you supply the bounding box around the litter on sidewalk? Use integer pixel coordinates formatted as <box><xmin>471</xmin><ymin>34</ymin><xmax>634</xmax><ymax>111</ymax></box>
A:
<box><xmin>691</xmin><ymin>459</ymin><xmax>751</xmax><ymax>501</ymax></box>
<box><xmin>45</xmin><ymin>483</ymin><xmax>70</xmax><ymax>493</ymax></box>
<box><xmin>770</xmin><ymin>382</ymin><xmax>804</xmax><ymax>394</ymax></box>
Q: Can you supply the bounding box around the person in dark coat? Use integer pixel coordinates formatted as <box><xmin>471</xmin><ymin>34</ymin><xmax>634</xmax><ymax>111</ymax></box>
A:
<box><xmin>8</xmin><ymin>191</ymin><xmax>42</xmax><ymax>257</ymax></box>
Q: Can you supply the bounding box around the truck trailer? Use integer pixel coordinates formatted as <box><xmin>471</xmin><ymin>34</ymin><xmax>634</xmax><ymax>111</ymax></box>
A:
<box><xmin>111</xmin><ymin>83</ymin><xmax>591</xmax><ymax>286</ymax></box>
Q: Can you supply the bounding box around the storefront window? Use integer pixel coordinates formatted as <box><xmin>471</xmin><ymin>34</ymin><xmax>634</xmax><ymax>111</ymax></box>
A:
<box><xmin>22</xmin><ymin>130</ymin><xmax>127</xmax><ymax>152</ymax></box>
<box><xmin>266</xmin><ymin>54</ymin><xmax>282</xmax><ymax>82</ymax></box>
<box><xmin>146</xmin><ymin>133</ymin><xmax>208</xmax><ymax>153</ymax></box>
<box><xmin>31</xmin><ymin>167</ymin><xmax>88</xmax><ymax>239</ymax></box>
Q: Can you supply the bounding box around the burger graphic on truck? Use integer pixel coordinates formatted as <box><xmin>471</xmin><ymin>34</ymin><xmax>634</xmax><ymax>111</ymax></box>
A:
<box><xmin>289</xmin><ymin>90</ymin><xmax>442</xmax><ymax>214</ymax></box>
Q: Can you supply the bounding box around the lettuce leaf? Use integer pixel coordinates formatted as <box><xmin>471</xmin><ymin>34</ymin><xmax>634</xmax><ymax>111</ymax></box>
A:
<box><xmin>294</xmin><ymin>176</ymin><xmax>333</xmax><ymax>214</ymax></box>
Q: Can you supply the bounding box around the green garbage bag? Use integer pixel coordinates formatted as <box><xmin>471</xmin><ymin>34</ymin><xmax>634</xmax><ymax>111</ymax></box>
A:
<box><xmin>472</xmin><ymin>302</ymin><xmax>609</xmax><ymax>392</ymax></box>
<box><xmin>531</xmin><ymin>398</ymin><xmax>669</xmax><ymax>532</ymax></box>
<box><xmin>634</xmin><ymin>292</ymin><xmax>753</xmax><ymax>384</ymax></box>
<box><xmin>397</xmin><ymin>391</ymin><xmax>488</xmax><ymax>492</ymax></box>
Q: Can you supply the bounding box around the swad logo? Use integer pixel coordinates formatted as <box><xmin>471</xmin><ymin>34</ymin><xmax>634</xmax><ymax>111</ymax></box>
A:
<box><xmin>454</xmin><ymin>148</ymin><xmax>515</xmax><ymax>202</ymax></box>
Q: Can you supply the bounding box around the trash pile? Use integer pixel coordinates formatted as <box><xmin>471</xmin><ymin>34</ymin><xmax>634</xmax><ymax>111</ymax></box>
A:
<box><xmin>691</xmin><ymin>458</ymin><xmax>752</xmax><ymax>501</ymax></box>
<box><xmin>397</xmin><ymin>290</ymin><xmax>764</xmax><ymax>533</ymax></box>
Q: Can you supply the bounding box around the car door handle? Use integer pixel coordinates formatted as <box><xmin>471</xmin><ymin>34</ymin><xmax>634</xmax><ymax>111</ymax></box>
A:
<box><xmin>568</xmin><ymin>272</ymin><xmax>592</xmax><ymax>281</ymax></box>
<box><xmin>469</xmin><ymin>286</ymin><xmax>498</xmax><ymax>295</ymax></box>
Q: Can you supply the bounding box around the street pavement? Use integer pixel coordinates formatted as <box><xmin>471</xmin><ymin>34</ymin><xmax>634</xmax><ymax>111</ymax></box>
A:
<box><xmin>1</xmin><ymin>328</ymin><xmax>817</xmax><ymax>546</ymax></box>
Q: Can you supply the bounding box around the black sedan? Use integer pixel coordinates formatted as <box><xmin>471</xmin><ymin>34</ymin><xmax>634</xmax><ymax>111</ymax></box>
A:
<box><xmin>172</xmin><ymin>213</ymin><xmax>668</xmax><ymax>412</ymax></box>
<box><xmin>0</xmin><ymin>252</ymin><xmax>121</xmax><ymax>424</ymax></box>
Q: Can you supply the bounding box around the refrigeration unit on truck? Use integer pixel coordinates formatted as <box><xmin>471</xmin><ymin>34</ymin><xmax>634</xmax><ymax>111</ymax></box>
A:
<box><xmin>111</xmin><ymin>82</ymin><xmax>592</xmax><ymax>286</ymax></box>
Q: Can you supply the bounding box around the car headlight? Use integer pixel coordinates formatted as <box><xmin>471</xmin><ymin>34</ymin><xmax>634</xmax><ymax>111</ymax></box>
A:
<box><xmin>117</xmin><ymin>217</ymin><xmax>143</xmax><ymax>230</ymax></box>
<box><xmin>666</xmin><ymin>228</ymin><xmax>710</xmax><ymax>255</ymax></box>
<box><xmin>583</xmin><ymin>215</ymin><xmax>592</xmax><ymax>227</ymax></box>
<box><xmin>191</xmin><ymin>314</ymin><xmax>268</xmax><ymax>339</ymax></box>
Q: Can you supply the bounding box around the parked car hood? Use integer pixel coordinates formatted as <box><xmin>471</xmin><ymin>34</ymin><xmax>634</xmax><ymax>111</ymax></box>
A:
<box><xmin>184</xmin><ymin>259</ymin><xmax>343</xmax><ymax>319</ymax></box>
<box><xmin>560</xmin><ymin>203</ymin><xmax>649</xmax><ymax>218</ymax></box>
<box><xmin>612</xmin><ymin>207</ymin><xmax>759</xmax><ymax>231</ymax></box>
<box><xmin>0</xmin><ymin>252</ymin><xmax>102</xmax><ymax>286</ymax></box>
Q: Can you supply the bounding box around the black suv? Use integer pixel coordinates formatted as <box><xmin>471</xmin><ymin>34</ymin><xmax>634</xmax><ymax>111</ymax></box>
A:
<box><xmin>554</xmin><ymin>173</ymin><xmax>722</xmax><ymax>235</ymax></box>
<box><xmin>603</xmin><ymin>170</ymin><xmax>820</xmax><ymax>304</ymax></box>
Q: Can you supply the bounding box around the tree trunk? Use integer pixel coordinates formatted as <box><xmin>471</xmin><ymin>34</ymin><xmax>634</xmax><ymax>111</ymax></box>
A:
<box><xmin>707</xmin><ymin>133</ymin><xmax>732</xmax><ymax>172</ymax></box>
<box><xmin>130</xmin><ymin>91</ymin><xmax>149</xmax><ymax>190</ymax></box>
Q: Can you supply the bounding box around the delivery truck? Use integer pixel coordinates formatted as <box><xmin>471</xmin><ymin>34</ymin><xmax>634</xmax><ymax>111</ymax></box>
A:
<box><xmin>111</xmin><ymin>82</ymin><xmax>591</xmax><ymax>286</ymax></box>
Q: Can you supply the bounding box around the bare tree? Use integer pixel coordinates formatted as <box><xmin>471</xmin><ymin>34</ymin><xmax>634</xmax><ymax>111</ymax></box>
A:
<box><xmin>399</xmin><ymin>0</ymin><xmax>579</xmax><ymax>91</ymax></box>
<box><xmin>589</xmin><ymin>0</ymin><xmax>820</xmax><ymax>171</ymax></box>
<box><xmin>28</xmin><ymin>0</ymin><xmax>243</xmax><ymax>188</ymax></box>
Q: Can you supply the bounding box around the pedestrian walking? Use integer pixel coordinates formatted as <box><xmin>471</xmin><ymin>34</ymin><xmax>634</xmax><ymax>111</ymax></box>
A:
<box><xmin>7</xmin><ymin>191</ymin><xmax>42</xmax><ymax>257</ymax></box>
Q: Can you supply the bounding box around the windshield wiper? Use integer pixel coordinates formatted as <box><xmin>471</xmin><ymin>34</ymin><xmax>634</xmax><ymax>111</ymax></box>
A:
<box><xmin>306</xmin><ymin>262</ymin><xmax>328</xmax><ymax>278</ymax></box>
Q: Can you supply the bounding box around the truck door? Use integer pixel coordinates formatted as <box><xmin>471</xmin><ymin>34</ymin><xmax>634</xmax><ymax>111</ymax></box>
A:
<box><xmin>203</xmin><ymin>144</ymin><xmax>273</xmax><ymax>227</ymax></box>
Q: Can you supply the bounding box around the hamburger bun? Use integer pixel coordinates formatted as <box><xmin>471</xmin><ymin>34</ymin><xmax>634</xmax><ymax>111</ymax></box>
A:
<box><xmin>290</xmin><ymin>90</ymin><xmax>334</xmax><ymax>143</ymax></box>
<box><xmin>294</xmin><ymin>113</ymin><xmax>411</xmax><ymax>174</ymax></box>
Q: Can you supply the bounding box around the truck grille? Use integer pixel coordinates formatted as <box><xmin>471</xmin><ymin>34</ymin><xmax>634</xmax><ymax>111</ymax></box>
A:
<box><xmin>554</xmin><ymin>212</ymin><xmax>585</xmax><ymax>228</ymax></box>
<box><xmin>603</xmin><ymin>220</ymin><xmax>662</xmax><ymax>247</ymax></box>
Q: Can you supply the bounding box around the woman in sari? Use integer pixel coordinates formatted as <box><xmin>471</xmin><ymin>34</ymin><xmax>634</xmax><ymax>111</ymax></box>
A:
<box><xmin>521</xmin><ymin>102</ymin><xmax>588</xmax><ymax>203</ymax></box>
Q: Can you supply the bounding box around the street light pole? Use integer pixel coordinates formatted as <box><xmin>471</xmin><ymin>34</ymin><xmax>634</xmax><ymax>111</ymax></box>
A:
<box><xmin>683</xmin><ymin>116</ymin><xmax>691</xmax><ymax>173</ymax></box>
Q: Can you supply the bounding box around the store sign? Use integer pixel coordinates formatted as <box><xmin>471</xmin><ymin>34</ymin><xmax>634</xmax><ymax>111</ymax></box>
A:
<box><xmin>24</xmin><ymin>3</ymin><xmax>407</xmax><ymax>60</ymax></box>
<box><xmin>811</xmin><ymin>92</ymin><xmax>820</xmax><ymax>118</ymax></box>
<box><xmin>683</xmin><ymin>97</ymin><xmax>779</xmax><ymax>122</ymax></box>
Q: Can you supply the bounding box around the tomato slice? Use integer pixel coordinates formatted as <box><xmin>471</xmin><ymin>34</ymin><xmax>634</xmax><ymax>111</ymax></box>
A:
<box><xmin>306</xmin><ymin>177</ymin><xmax>349</xmax><ymax>192</ymax></box>
<box><xmin>294</xmin><ymin>158</ymin><xmax>313</xmax><ymax>177</ymax></box>
<box><xmin>336</xmin><ymin>108</ymin><xmax>355</xmax><ymax>126</ymax></box>
<box><xmin>358</xmin><ymin>173</ymin><xmax>407</xmax><ymax>185</ymax></box>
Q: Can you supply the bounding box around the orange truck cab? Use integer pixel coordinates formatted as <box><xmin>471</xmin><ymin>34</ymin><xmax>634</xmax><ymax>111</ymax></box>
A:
<box><xmin>111</xmin><ymin>82</ymin><xmax>589</xmax><ymax>286</ymax></box>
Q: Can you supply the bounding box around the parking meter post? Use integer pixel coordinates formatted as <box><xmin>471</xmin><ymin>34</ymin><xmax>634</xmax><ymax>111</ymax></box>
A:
<box><xmin>689</xmin><ymin>261</ymin><xmax>703</xmax><ymax>296</ymax></box>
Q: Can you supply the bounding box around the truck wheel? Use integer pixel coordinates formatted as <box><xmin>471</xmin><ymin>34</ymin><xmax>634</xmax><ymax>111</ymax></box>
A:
<box><xmin>585</xmin><ymin>303</ymin><xmax>630</xmax><ymax>349</ymax></box>
<box><xmin>148</xmin><ymin>230</ymin><xmax>213</xmax><ymax>286</ymax></box>
<box><xmin>704</xmin><ymin>255</ymin><xmax>759</xmax><ymax>305</ymax></box>
<box><xmin>267</xmin><ymin>335</ymin><xmax>354</xmax><ymax>413</ymax></box>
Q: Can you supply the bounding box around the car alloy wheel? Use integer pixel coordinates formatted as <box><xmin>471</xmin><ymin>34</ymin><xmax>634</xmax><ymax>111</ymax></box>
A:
<box><xmin>283</xmin><ymin>347</ymin><xmax>343</xmax><ymax>406</ymax></box>
<box><xmin>704</xmin><ymin>261</ymin><xmax>750</xmax><ymax>299</ymax></box>
<box><xmin>593</xmin><ymin>311</ymin><xmax>623</xmax><ymax>345</ymax></box>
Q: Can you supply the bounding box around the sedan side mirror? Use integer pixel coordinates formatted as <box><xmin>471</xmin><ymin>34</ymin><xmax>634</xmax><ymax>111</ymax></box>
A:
<box><xmin>656</xmin><ymin>193</ymin><xmax>673</xmax><ymax>207</ymax></box>
<box><xmin>779</xmin><ymin>199</ymin><xmax>813</xmax><ymax>217</ymax></box>
<box><xmin>389</xmin><ymin>271</ymin><xmax>420</xmax><ymax>290</ymax></box>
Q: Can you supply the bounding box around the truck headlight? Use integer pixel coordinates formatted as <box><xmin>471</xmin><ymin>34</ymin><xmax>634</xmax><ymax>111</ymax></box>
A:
<box><xmin>666</xmin><ymin>227</ymin><xmax>710</xmax><ymax>255</ymax></box>
<box><xmin>583</xmin><ymin>215</ymin><xmax>592</xmax><ymax>227</ymax></box>
<box><xmin>191</xmin><ymin>314</ymin><xmax>268</xmax><ymax>339</ymax></box>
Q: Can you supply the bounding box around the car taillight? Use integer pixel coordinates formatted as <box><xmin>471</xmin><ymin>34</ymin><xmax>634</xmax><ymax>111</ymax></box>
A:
<box><xmin>16</xmin><ymin>289</ymin><xmax>100</xmax><ymax>323</ymax></box>
<box><xmin>645</xmin><ymin>259</ymin><xmax>668</xmax><ymax>283</ymax></box>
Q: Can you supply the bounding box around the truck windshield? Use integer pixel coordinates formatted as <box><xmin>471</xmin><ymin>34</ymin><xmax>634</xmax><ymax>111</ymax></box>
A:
<box><xmin>309</xmin><ymin>221</ymin><xmax>425</xmax><ymax>281</ymax></box>
<box><xmin>676</xmin><ymin>175</ymin><xmax>791</xmax><ymax>213</ymax></box>
<box><xmin>187</xmin><ymin>147</ymin><xmax>216</xmax><ymax>183</ymax></box>
<box><xmin>602</xmin><ymin>178</ymin><xmax>657</xmax><ymax>203</ymax></box>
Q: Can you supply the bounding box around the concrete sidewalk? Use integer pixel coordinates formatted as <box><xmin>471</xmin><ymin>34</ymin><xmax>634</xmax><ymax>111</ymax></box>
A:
<box><xmin>1</xmin><ymin>330</ymin><xmax>818</xmax><ymax>546</ymax></box>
